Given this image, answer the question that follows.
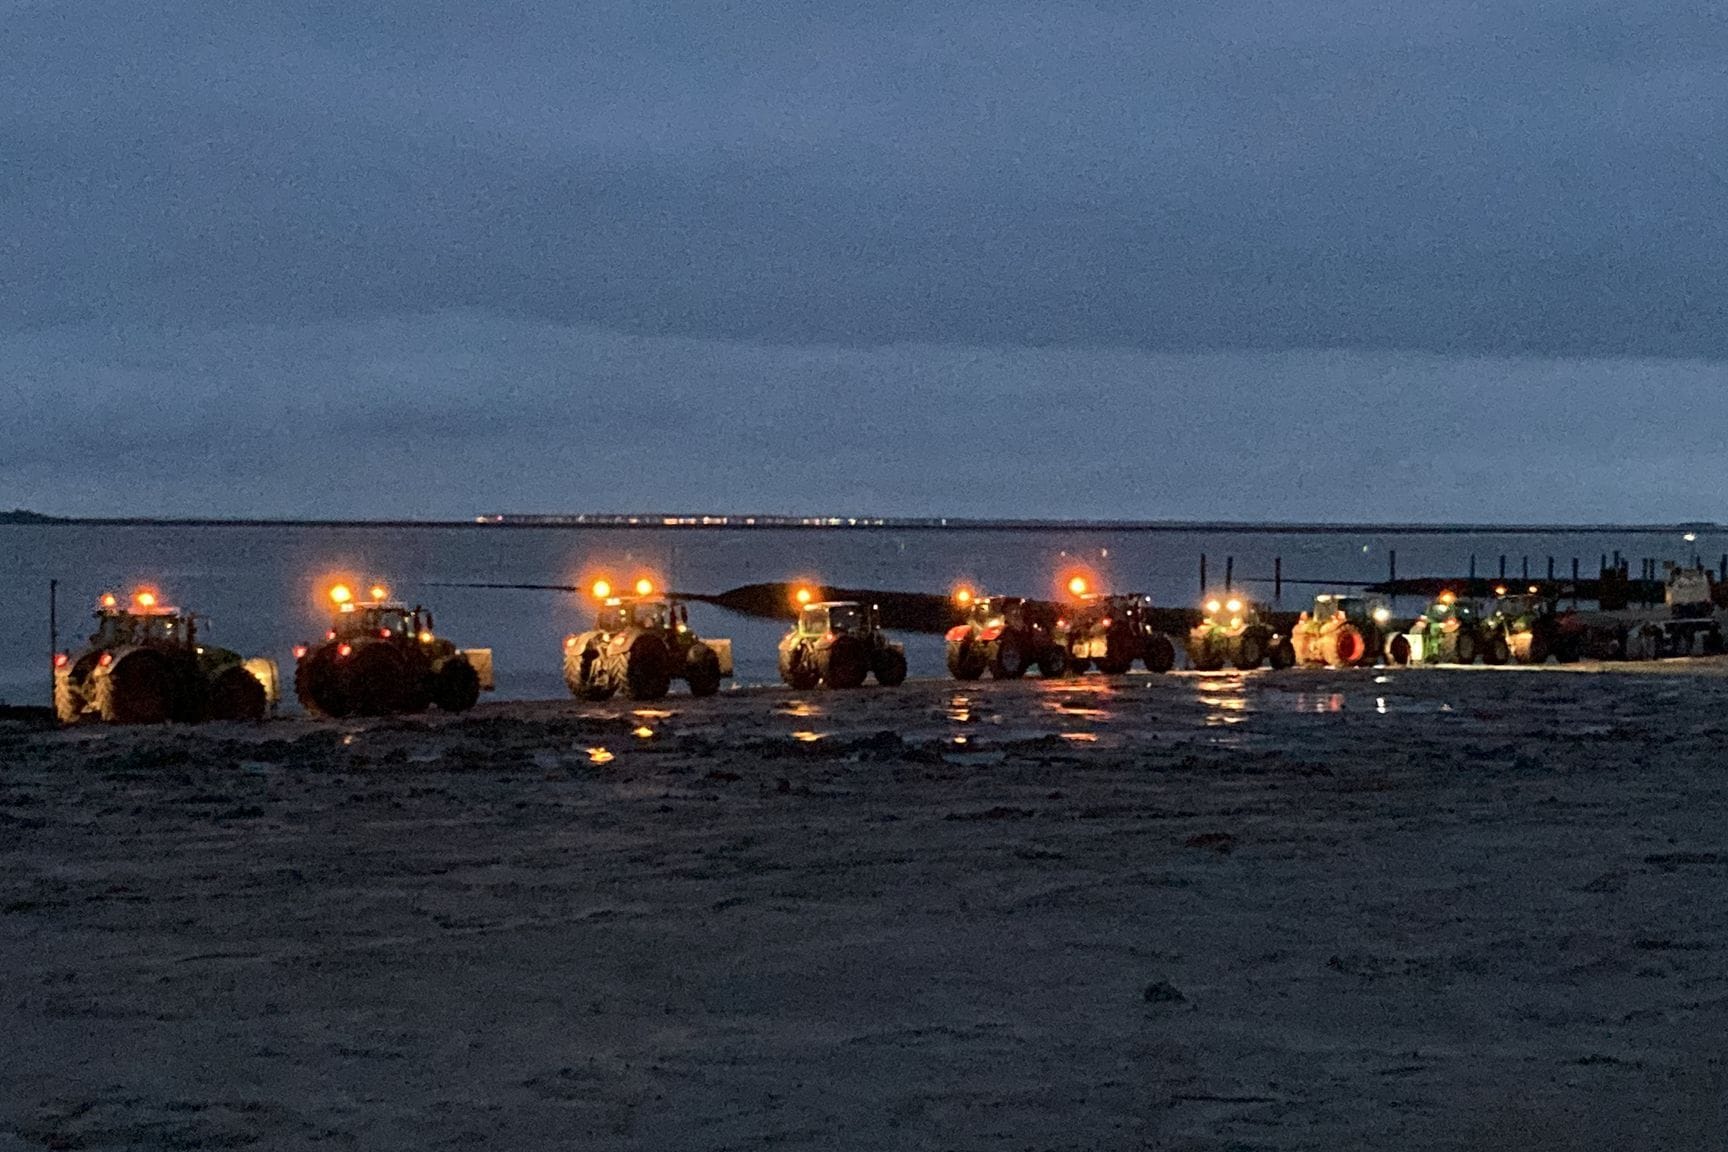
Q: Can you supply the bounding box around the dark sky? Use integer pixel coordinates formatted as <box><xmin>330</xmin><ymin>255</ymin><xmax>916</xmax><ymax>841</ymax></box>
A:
<box><xmin>6</xmin><ymin>0</ymin><xmax>1727</xmax><ymax>520</ymax></box>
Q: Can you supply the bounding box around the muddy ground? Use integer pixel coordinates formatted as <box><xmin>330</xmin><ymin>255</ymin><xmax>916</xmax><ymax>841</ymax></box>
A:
<box><xmin>3</xmin><ymin>665</ymin><xmax>1728</xmax><ymax>1150</ymax></box>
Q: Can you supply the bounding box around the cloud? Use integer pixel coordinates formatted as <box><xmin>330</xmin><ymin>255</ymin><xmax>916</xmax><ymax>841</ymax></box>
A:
<box><xmin>4</xmin><ymin>313</ymin><xmax>1725</xmax><ymax>521</ymax></box>
<box><xmin>4</xmin><ymin>0</ymin><xmax>1727</xmax><ymax>355</ymax></box>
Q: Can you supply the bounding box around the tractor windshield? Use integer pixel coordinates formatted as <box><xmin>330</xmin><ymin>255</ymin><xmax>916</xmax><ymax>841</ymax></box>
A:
<box><xmin>93</xmin><ymin>612</ymin><xmax>190</xmax><ymax>645</ymax></box>
<box><xmin>969</xmin><ymin>599</ymin><xmax>1005</xmax><ymax>626</ymax></box>
<box><xmin>631</xmin><ymin>601</ymin><xmax>670</xmax><ymax>630</ymax></box>
<box><xmin>335</xmin><ymin>606</ymin><xmax>414</xmax><ymax>639</ymax></box>
<box><xmin>136</xmin><ymin>614</ymin><xmax>190</xmax><ymax>643</ymax></box>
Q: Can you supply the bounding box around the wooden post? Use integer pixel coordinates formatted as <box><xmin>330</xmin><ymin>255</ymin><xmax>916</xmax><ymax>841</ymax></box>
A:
<box><xmin>1389</xmin><ymin>549</ymin><xmax>1397</xmax><ymax>590</ymax></box>
<box><xmin>1199</xmin><ymin>553</ymin><xmax>1207</xmax><ymax>594</ymax></box>
<box><xmin>1546</xmin><ymin>556</ymin><xmax>1554</xmax><ymax>582</ymax></box>
<box><xmin>1499</xmin><ymin>554</ymin><xmax>1507</xmax><ymax>579</ymax></box>
<box><xmin>1469</xmin><ymin>554</ymin><xmax>1476</xmax><ymax>580</ymax></box>
<box><xmin>1274</xmin><ymin>556</ymin><xmax>1282</xmax><ymax>604</ymax></box>
<box><xmin>1521</xmin><ymin>556</ymin><xmax>1529</xmax><ymax>581</ymax></box>
<box><xmin>1224</xmin><ymin>556</ymin><xmax>1234</xmax><ymax>592</ymax></box>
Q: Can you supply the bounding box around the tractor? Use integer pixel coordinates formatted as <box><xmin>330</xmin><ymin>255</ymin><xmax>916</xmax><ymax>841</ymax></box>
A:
<box><xmin>1059</xmin><ymin>593</ymin><xmax>1177</xmax><ymax>675</ymax></box>
<box><xmin>779</xmin><ymin>594</ymin><xmax>908</xmax><ymax>689</ymax></box>
<box><xmin>1617</xmin><ymin>564</ymin><xmax>1726</xmax><ymax>659</ymax></box>
<box><xmin>1290</xmin><ymin>593</ymin><xmax>1397</xmax><ymax>668</ymax></box>
<box><xmin>945</xmin><ymin>590</ymin><xmax>1068</xmax><ymax>679</ymax></box>
<box><xmin>54</xmin><ymin>588</ymin><xmax>279</xmax><ymax>724</ymax></box>
<box><xmin>564</xmin><ymin>578</ymin><xmax>733</xmax><ymax>701</ymax></box>
<box><xmin>1387</xmin><ymin>591</ymin><xmax>1490</xmax><ymax>665</ymax></box>
<box><xmin>1185</xmin><ymin>595</ymin><xmax>1295</xmax><ymax>671</ymax></box>
<box><xmin>294</xmin><ymin>583</ymin><xmax>493</xmax><ymax>717</ymax></box>
<box><xmin>1482</xmin><ymin>585</ymin><xmax>1586</xmax><ymax>664</ymax></box>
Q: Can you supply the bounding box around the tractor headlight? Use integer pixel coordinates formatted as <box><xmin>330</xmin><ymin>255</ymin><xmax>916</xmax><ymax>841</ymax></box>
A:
<box><xmin>1206</xmin><ymin>599</ymin><xmax>1222</xmax><ymax>614</ymax></box>
<box><xmin>1373</xmin><ymin>607</ymin><xmax>1391</xmax><ymax>624</ymax></box>
<box><xmin>1226</xmin><ymin>599</ymin><xmax>1242</xmax><ymax>614</ymax></box>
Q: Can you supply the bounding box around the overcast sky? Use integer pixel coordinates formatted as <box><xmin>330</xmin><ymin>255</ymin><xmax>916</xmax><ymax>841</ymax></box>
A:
<box><xmin>5</xmin><ymin>0</ymin><xmax>1726</xmax><ymax>520</ymax></box>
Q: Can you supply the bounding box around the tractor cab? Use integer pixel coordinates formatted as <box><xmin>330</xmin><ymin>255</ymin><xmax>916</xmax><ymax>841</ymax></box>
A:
<box><xmin>798</xmin><ymin>601</ymin><xmax>873</xmax><ymax>638</ymax></box>
<box><xmin>1309</xmin><ymin>593</ymin><xmax>1391</xmax><ymax>629</ymax></box>
<box><xmin>330</xmin><ymin>601</ymin><xmax>427</xmax><ymax>643</ymax></box>
<box><xmin>89</xmin><ymin>593</ymin><xmax>196</xmax><ymax>650</ymax></box>
<box><xmin>594</xmin><ymin>596</ymin><xmax>688</xmax><ymax>635</ymax></box>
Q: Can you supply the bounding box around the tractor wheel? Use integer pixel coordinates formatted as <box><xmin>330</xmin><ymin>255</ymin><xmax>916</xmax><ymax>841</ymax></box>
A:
<box><xmin>625</xmin><ymin>636</ymin><xmax>673</xmax><ymax>701</ymax></box>
<box><xmin>1066</xmin><ymin>653</ymin><xmax>1090</xmax><ymax>677</ymax></box>
<box><xmin>1482</xmin><ymin>634</ymin><xmax>1511</xmax><ymax>666</ymax></box>
<box><xmin>348</xmin><ymin>643</ymin><xmax>410</xmax><ymax>715</ymax></box>
<box><xmin>97</xmin><ymin>651</ymin><xmax>179</xmax><ymax>725</ymax></box>
<box><xmin>872</xmin><ymin>647</ymin><xmax>908</xmax><ymax>687</ymax></box>
<box><xmin>1290</xmin><ymin>628</ymin><xmax>1314</xmax><ymax>667</ymax></box>
<box><xmin>781</xmin><ymin>647</ymin><xmax>820</xmax><ymax>690</ymax></box>
<box><xmin>686</xmin><ymin>645</ymin><xmax>724</xmax><ymax>697</ymax></box>
<box><xmin>946</xmin><ymin>641</ymin><xmax>986</xmax><ymax>681</ymax></box>
<box><xmin>1233</xmin><ymin>630</ymin><xmax>1266</xmax><ymax>670</ymax></box>
<box><xmin>295</xmin><ymin>649</ymin><xmax>348</xmax><ymax>717</ymax></box>
<box><xmin>819</xmin><ymin>636</ymin><xmax>870</xmax><ymax>689</ymax></box>
<box><xmin>1704</xmin><ymin>627</ymin><xmax>1725</xmax><ymax>657</ymax></box>
<box><xmin>1522</xmin><ymin>631</ymin><xmax>1552</xmax><ymax>666</ymax></box>
<box><xmin>1097</xmin><ymin>630</ymin><xmax>1133</xmax><ymax>675</ymax></box>
<box><xmin>54</xmin><ymin>674</ymin><xmax>85</xmax><ymax>724</ymax></box>
<box><xmin>1036</xmin><ymin>645</ymin><xmax>1068</xmax><ymax>678</ymax></box>
<box><xmin>1268</xmin><ymin>638</ymin><xmax>1296</xmax><ymax>670</ymax></box>
<box><xmin>1144</xmin><ymin>634</ymin><xmax>1176</xmax><ymax>674</ymax></box>
<box><xmin>1189</xmin><ymin>641</ymin><xmax>1225</xmax><ymax>672</ymax></box>
<box><xmin>1387</xmin><ymin>635</ymin><xmax>1412</xmax><ymax>666</ymax></box>
<box><xmin>1453</xmin><ymin>630</ymin><xmax>1479</xmax><ymax>665</ymax></box>
<box><xmin>208</xmin><ymin>664</ymin><xmax>268</xmax><ymax>722</ymax></box>
<box><xmin>989</xmin><ymin>636</ymin><xmax>1029</xmax><ymax>679</ymax></box>
<box><xmin>1330</xmin><ymin>625</ymin><xmax>1367</xmax><ymax>667</ymax></box>
<box><xmin>432</xmin><ymin>658</ymin><xmax>481</xmax><ymax>713</ymax></box>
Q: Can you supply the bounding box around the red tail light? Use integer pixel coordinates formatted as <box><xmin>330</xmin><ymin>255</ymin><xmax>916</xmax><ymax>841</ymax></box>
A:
<box><xmin>337</xmin><ymin>644</ymin><xmax>353</xmax><ymax>658</ymax></box>
<box><xmin>379</xmin><ymin>628</ymin><xmax>391</xmax><ymax>638</ymax></box>
<box><xmin>326</xmin><ymin>630</ymin><xmax>336</xmax><ymax>640</ymax></box>
<box><xmin>292</xmin><ymin>645</ymin><xmax>308</xmax><ymax>659</ymax></box>
<box><xmin>53</xmin><ymin>652</ymin><xmax>69</xmax><ymax>668</ymax></box>
<box><xmin>97</xmin><ymin>652</ymin><xmax>113</xmax><ymax>667</ymax></box>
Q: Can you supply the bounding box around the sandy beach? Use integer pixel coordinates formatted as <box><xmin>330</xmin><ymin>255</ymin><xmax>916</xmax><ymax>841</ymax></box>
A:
<box><xmin>4</xmin><ymin>664</ymin><xmax>1728</xmax><ymax>1150</ymax></box>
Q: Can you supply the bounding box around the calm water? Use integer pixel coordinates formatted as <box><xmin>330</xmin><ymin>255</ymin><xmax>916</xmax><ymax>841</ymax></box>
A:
<box><xmin>0</xmin><ymin>524</ymin><xmax>1706</xmax><ymax>706</ymax></box>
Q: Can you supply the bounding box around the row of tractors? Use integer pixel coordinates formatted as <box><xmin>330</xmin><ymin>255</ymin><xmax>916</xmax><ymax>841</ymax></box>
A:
<box><xmin>53</xmin><ymin>564</ymin><xmax>1723</xmax><ymax>723</ymax></box>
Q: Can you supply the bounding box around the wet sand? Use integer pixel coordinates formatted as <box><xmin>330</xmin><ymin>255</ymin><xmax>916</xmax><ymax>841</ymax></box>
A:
<box><xmin>4</xmin><ymin>666</ymin><xmax>1728</xmax><ymax>1150</ymax></box>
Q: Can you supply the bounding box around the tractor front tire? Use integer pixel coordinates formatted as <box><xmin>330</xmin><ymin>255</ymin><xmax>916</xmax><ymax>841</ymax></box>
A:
<box><xmin>54</xmin><ymin>675</ymin><xmax>85</xmax><ymax>724</ymax></box>
<box><xmin>1037</xmin><ymin>646</ymin><xmax>1068</xmax><ymax>678</ymax></box>
<box><xmin>296</xmin><ymin>650</ymin><xmax>348</xmax><ymax>717</ymax></box>
<box><xmin>686</xmin><ymin>646</ymin><xmax>723</xmax><ymax>697</ymax></box>
<box><xmin>349</xmin><ymin>644</ymin><xmax>410</xmax><ymax>715</ymax></box>
<box><xmin>1233</xmin><ymin>631</ymin><xmax>1266</xmax><ymax>671</ymax></box>
<box><xmin>1268</xmin><ymin>637</ymin><xmax>1297</xmax><ymax>670</ymax></box>
<box><xmin>1482</xmin><ymin>634</ymin><xmax>1511</xmax><ymax>666</ymax></box>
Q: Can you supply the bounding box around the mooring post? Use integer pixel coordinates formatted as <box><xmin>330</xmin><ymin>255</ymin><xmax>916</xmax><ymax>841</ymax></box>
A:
<box><xmin>1224</xmin><ymin>556</ymin><xmax>1234</xmax><ymax>592</ymax></box>
<box><xmin>1571</xmin><ymin>558</ymin><xmax>1580</xmax><ymax>606</ymax></box>
<box><xmin>1199</xmin><ymin>553</ymin><xmax>1207</xmax><ymax>594</ymax></box>
<box><xmin>1521</xmin><ymin>556</ymin><xmax>1529</xmax><ymax>581</ymax></box>
<box><xmin>1469</xmin><ymin>554</ymin><xmax>1476</xmax><ymax>580</ymax></box>
<box><xmin>1274</xmin><ymin>556</ymin><xmax>1282</xmax><ymax>604</ymax></box>
<box><xmin>1720</xmin><ymin>553</ymin><xmax>1726</xmax><ymax>582</ymax></box>
<box><xmin>1498</xmin><ymin>554</ymin><xmax>1506</xmax><ymax>579</ymax></box>
<box><xmin>1546</xmin><ymin>556</ymin><xmax>1554</xmax><ymax>582</ymax></box>
<box><xmin>48</xmin><ymin>579</ymin><xmax>58</xmax><ymax>708</ymax></box>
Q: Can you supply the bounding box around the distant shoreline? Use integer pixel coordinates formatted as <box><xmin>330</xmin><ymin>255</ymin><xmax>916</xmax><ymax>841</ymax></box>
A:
<box><xmin>0</xmin><ymin>511</ymin><xmax>1719</xmax><ymax>535</ymax></box>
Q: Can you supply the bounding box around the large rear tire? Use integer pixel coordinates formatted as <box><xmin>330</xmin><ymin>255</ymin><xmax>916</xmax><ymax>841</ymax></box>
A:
<box><xmin>625</xmin><ymin>635</ymin><xmax>673</xmax><ymax>701</ymax></box>
<box><xmin>1482</xmin><ymin>633</ymin><xmax>1510</xmax><ymax>666</ymax></box>
<box><xmin>1268</xmin><ymin>638</ymin><xmax>1297</xmax><ymax>670</ymax></box>
<box><xmin>873</xmin><ymin>647</ymin><xmax>908</xmax><ymax>687</ymax></box>
<box><xmin>1452</xmin><ymin>630</ymin><xmax>1479</xmax><ymax>666</ymax></box>
<box><xmin>348</xmin><ymin>643</ymin><xmax>410</xmax><ymax>715</ymax></box>
<box><xmin>97</xmin><ymin>651</ymin><xmax>180</xmax><ymax>725</ymax></box>
<box><xmin>295</xmin><ymin>649</ymin><xmax>348</xmax><ymax>717</ymax></box>
<box><xmin>1387</xmin><ymin>635</ymin><xmax>1412</xmax><ymax>666</ymax></box>
<box><xmin>1144</xmin><ymin>634</ymin><xmax>1176</xmax><ymax>674</ymax></box>
<box><xmin>781</xmin><ymin>646</ymin><xmax>820</xmax><ymax>690</ymax></box>
<box><xmin>989</xmin><ymin>636</ymin><xmax>1028</xmax><ymax>679</ymax></box>
<box><xmin>432</xmin><ymin>658</ymin><xmax>481</xmax><ymax>713</ymax></box>
<box><xmin>1097</xmin><ymin>629</ymin><xmax>1133</xmax><ymax>675</ymax></box>
<box><xmin>208</xmin><ymin>664</ymin><xmax>268</xmax><ymax>722</ymax></box>
<box><xmin>54</xmin><ymin>674</ymin><xmax>85</xmax><ymax>724</ymax></box>
<box><xmin>1233</xmin><ymin>631</ymin><xmax>1266</xmax><ymax>671</ymax></box>
<box><xmin>946</xmin><ymin>641</ymin><xmax>986</xmax><ymax>681</ymax></box>
<box><xmin>1331</xmin><ymin>625</ymin><xmax>1367</xmax><ymax>667</ymax></box>
<box><xmin>1037</xmin><ymin>646</ymin><xmax>1068</xmax><ymax>678</ymax></box>
<box><xmin>820</xmin><ymin>636</ymin><xmax>870</xmax><ymax>689</ymax></box>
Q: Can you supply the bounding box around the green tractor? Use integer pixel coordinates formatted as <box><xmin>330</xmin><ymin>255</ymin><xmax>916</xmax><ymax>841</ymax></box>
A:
<box><xmin>54</xmin><ymin>588</ymin><xmax>279</xmax><ymax>724</ymax></box>
<box><xmin>1185</xmin><ymin>594</ymin><xmax>1295</xmax><ymax>671</ymax></box>
<box><xmin>779</xmin><ymin>594</ymin><xmax>908</xmax><ymax>689</ymax></box>
<box><xmin>945</xmin><ymin>590</ymin><xmax>1068</xmax><ymax>679</ymax></box>
<box><xmin>1290</xmin><ymin>593</ymin><xmax>1397</xmax><ymax>668</ymax></box>
<box><xmin>564</xmin><ymin>579</ymin><xmax>732</xmax><ymax>701</ymax></box>
<box><xmin>1387</xmin><ymin>591</ymin><xmax>1492</xmax><ymax>665</ymax></box>
<box><xmin>1482</xmin><ymin>585</ymin><xmax>1586</xmax><ymax>664</ymax></box>
<box><xmin>294</xmin><ymin>583</ymin><xmax>493</xmax><ymax>717</ymax></box>
<box><xmin>1057</xmin><ymin>593</ymin><xmax>1177</xmax><ymax>675</ymax></box>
